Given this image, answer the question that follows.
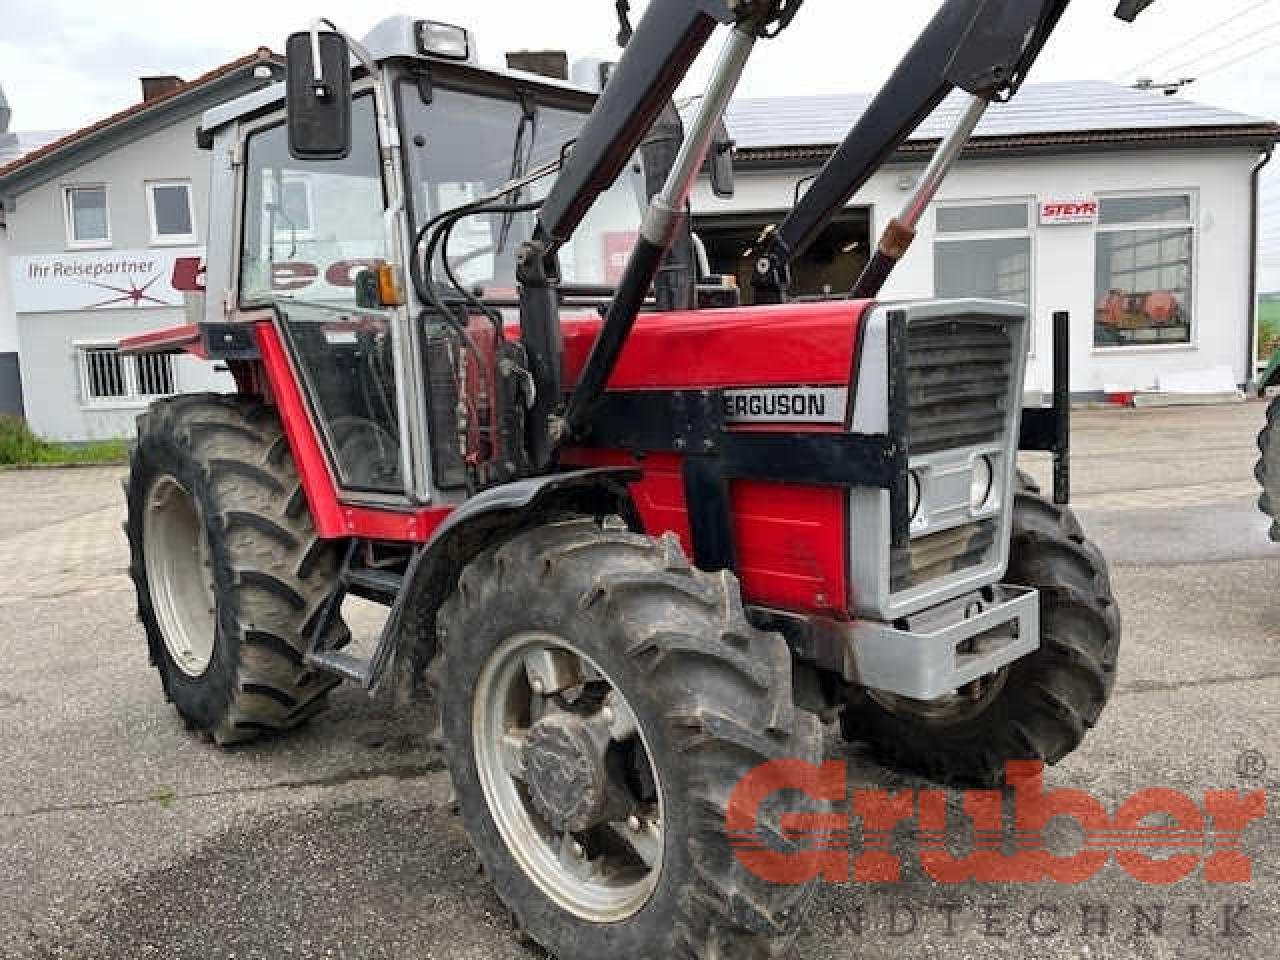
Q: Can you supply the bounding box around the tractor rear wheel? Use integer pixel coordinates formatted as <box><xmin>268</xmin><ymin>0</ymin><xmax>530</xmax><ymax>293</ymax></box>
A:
<box><xmin>126</xmin><ymin>394</ymin><xmax>349</xmax><ymax>745</ymax></box>
<box><xmin>1255</xmin><ymin>395</ymin><xmax>1280</xmax><ymax>540</ymax></box>
<box><xmin>436</xmin><ymin>518</ymin><xmax>824</xmax><ymax>960</ymax></box>
<box><xmin>840</xmin><ymin>474</ymin><xmax>1120</xmax><ymax>787</ymax></box>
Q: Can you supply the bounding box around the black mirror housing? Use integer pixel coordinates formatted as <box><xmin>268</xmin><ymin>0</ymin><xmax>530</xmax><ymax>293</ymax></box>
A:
<box><xmin>710</xmin><ymin>119</ymin><xmax>735</xmax><ymax>199</ymax></box>
<box><xmin>286</xmin><ymin>30</ymin><xmax>353</xmax><ymax>160</ymax></box>
<box><xmin>1115</xmin><ymin>0</ymin><xmax>1156</xmax><ymax>22</ymax></box>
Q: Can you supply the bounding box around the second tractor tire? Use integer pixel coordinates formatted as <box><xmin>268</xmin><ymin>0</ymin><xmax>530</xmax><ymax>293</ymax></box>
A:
<box><xmin>126</xmin><ymin>393</ymin><xmax>349</xmax><ymax>745</ymax></box>
<box><xmin>841</xmin><ymin>474</ymin><xmax>1120</xmax><ymax>787</ymax></box>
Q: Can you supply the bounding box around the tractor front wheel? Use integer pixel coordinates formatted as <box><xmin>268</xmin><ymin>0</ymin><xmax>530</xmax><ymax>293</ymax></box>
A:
<box><xmin>436</xmin><ymin>518</ymin><xmax>824</xmax><ymax>960</ymax></box>
<box><xmin>126</xmin><ymin>394</ymin><xmax>349</xmax><ymax>745</ymax></box>
<box><xmin>841</xmin><ymin>474</ymin><xmax>1120</xmax><ymax>787</ymax></box>
<box><xmin>1255</xmin><ymin>395</ymin><xmax>1280</xmax><ymax>540</ymax></box>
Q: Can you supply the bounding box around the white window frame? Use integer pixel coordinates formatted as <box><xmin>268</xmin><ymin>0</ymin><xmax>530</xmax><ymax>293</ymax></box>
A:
<box><xmin>145</xmin><ymin>180</ymin><xmax>198</xmax><ymax>246</ymax></box>
<box><xmin>1092</xmin><ymin>188</ymin><xmax>1198</xmax><ymax>354</ymax></box>
<box><xmin>74</xmin><ymin>341</ymin><xmax>177</xmax><ymax>409</ymax></box>
<box><xmin>62</xmin><ymin>183</ymin><xmax>112</xmax><ymax>250</ymax></box>
<box><xmin>933</xmin><ymin>197</ymin><xmax>1037</xmax><ymax>354</ymax></box>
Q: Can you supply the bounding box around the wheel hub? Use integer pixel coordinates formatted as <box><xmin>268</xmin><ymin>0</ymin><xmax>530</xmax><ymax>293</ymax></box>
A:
<box><xmin>524</xmin><ymin>714</ymin><xmax>610</xmax><ymax>833</ymax></box>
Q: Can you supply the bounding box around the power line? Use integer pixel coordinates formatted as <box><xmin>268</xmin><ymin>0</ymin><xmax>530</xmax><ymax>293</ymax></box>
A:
<box><xmin>1196</xmin><ymin>39</ymin><xmax>1280</xmax><ymax>78</ymax></box>
<box><xmin>1115</xmin><ymin>0</ymin><xmax>1277</xmax><ymax>78</ymax></box>
<box><xmin>1162</xmin><ymin>18</ymin><xmax>1280</xmax><ymax>75</ymax></box>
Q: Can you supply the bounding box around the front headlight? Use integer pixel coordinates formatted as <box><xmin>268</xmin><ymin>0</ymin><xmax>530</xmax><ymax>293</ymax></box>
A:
<box><xmin>907</xmin><ymin>470</ymin><xmax>922</xmax><ymax>521</ymax></box>
<box><xmin>970</xmin><ymin>456</ymin><xmax>994</xmax><ymax>511</ymax></box>
<box><xmin>417</xmin><ymin>21</ymin><xmax>471</xmax><ymax>60</ymax></box>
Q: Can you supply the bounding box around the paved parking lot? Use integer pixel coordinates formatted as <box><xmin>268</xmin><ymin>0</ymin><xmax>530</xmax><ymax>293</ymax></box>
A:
<box><xmin>1</xmin><ymin>401</ymin><xmax>1277</xmax><ymax>959</ymax></box>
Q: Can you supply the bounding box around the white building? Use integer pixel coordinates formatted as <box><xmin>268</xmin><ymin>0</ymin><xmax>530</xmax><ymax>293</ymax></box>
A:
<box><xmin>693</xmin><ymin>82</ymin><xmax>1280</xmax><ymax>397</ymax></box>
<box><xmin>1</xmin><ymin>70</ymin><xmax>1277</xmax><ymax>440</ymax></box>
<box><xmin>0</xmin><ymin>53</ymin><xmax>282</xmax><ymax>441</ymax></box>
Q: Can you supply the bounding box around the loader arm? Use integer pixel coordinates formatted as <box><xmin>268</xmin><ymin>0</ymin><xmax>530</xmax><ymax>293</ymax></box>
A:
<box><xmin>523</xmin><ymin>0</ymin><xmax>1157</xmax><ymax>454</ymax></box>
<box><xmin>751</xmin><ymin>0</ymin><xmax>1157</xmax><ymax>301</ymax></box>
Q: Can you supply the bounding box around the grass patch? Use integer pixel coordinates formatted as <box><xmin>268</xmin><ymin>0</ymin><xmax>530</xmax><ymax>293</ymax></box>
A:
<box><xmin>0</xmin><ymin>416</ymin><xmax>128</xmax><ymax>467</ymax></box>
<box><xmin>1259</xmin><ymin>298</ymin><xmax>1280</xmax><ymax>364</ymax></box>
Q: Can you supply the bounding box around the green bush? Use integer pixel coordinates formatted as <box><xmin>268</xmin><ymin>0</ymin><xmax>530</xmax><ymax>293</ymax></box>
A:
<box><xmin>1261</xmin><ymin>298</ymin><xmax>1280</xmax><ymax>365</ymax></box>
<box><xmin>0</xmin><ymin>416</ymin><xmax>127</xmax><ymax>466</ymax></box>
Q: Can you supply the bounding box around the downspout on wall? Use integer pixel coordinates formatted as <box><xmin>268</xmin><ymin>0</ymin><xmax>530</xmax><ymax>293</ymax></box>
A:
<box><xmin>1249</xmin><ymin>144</ymin><xmax>1274</xmax><ymax>391</ymax></box>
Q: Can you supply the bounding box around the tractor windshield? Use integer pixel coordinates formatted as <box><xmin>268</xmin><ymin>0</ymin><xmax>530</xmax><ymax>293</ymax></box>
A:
<box><xmin>400</xmin><ymin>85</ymin><xmax>647</xmax><ymax>298</ymax></box>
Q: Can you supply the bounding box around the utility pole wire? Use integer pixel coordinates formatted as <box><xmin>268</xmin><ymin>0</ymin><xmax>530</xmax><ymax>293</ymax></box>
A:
<box><xmin>1115</xmin><ymin>0</ymin><xmax>1276</xmax><ymax>77</ymax></box>
<box><xmin>1196</xmin><ymin>39</ymin><xmax>1280</xmax><ymax>78</ymax></box>
<box><xmin>1161</xmin><ymin>18</ymin><xmax>1280</xmax><ymax>76</ymax></box>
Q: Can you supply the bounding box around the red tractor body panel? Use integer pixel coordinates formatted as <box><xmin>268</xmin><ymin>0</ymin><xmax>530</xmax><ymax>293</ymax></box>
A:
<box><xmin>558</xmin><ymin>300</ymin><xmax>870</xmax><ymax>617</ymax></box>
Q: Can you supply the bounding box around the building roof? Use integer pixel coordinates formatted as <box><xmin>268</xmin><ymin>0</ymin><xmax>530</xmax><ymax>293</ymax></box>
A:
<box><xmin>727</xmin><ymin>80</ymin><xmax>1280</xmax><ymax>165</ymax></box>
<box><xmin>0</xmin><ymin>49</ymin><xmax>282</xmax><ymax>207</ymax></box>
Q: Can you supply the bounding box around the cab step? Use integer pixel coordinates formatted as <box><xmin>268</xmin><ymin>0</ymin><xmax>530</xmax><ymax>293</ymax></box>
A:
<box><xmin>305</xmin><ymin>650</ymin><xmax>373</xmax><ymax>686</ymax></box>
<box><xmin>344</xmin><ymin>567</ymin><xmax>404</xmax><ymax>603</ymax></box>
<box><xmin>303</xmin><ymin>539</ymin><xmax>422</xmax><ymax>692</ymax></box>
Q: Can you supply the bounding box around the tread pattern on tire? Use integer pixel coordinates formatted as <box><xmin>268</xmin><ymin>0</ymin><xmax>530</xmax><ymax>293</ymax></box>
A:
<box><xmin>1256</xmin><ymin>396</ymin><xmax>1280</xmax><ymax>541</ymax></box>
<box><xmin>437</xmin><ymin>518</ymin><xmax>825</xmax><ymax>960</ymax></box>
<box><xmin>841</xmin><ymin>472</ymin><xmax>1120</xmax><ymax>787</ymax></box>
<box><xmin>127</xmin><ymin>393</ymin><xmax>348</xmax><ymax>745</ymax></box>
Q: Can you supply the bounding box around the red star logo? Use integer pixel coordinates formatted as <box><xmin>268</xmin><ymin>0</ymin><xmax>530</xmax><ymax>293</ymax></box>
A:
<box><xmin>82</xmin><ymin>273</ymin><xmax>169</xmax><ymax>309</ymax></box>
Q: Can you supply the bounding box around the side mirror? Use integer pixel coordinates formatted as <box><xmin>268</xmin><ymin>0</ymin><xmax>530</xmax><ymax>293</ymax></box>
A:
<box><xmin>710</xmin><ymin>120</ymin><xmax>735</xmax><ymax>200</ymax></box>
<box><xmin>286</xmin><ymin>29</ymin><xmax>352</xmax><ymax>160</ymax></box>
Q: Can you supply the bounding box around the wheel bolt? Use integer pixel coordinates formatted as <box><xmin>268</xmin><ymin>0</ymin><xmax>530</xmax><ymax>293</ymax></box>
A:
<box><xmin>601</xmin><ymin>706</ymin><xmax>615</xmax><ymax>725</ymax></box>
<box><xmin>531</xmin><ymin>677</ymin><xmax>545</xmax><ymax>695</ymax></box>
<box><xmin>572</xmin><ymin>841</ymin><xmax>585</xmax><ymax>859</ymax></box>
<box><xmin>627</xmin><ymin>815</ymin><xmax>642</xmax><ymax>833</ymax></box>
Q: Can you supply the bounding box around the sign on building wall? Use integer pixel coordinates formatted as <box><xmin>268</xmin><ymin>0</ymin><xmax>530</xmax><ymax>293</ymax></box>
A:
<box><xmin>1039</xmin><ymin>200</ymin><xmax>1099</xmax><ymax>226</ymax></box>
<box><xmin>10</xmin><ymin>248</ymin><xmax>205</xmax><ymax>314</ymax></box>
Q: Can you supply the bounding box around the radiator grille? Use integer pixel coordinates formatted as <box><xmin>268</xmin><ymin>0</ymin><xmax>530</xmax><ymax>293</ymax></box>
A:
<box><xmin>904</xmin><ymin>317</ymin><xmax>1013</xmax><ymax>455</ymax></box>
<box><xmin>894</xmin><ymin>314</ymin><xmax>1016</xmax><ymax>594</ymax></box>
<box><xmin>892</xmin><ymin>520</ymin><xmax>997</xmax><ymax>594</ymax></box>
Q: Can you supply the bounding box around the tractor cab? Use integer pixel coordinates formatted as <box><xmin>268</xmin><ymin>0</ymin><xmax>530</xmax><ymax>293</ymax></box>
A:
<box><xmin>196</xmin><ymin>16</ymin><xmax>652</xmax><ymax>503</ymax></box>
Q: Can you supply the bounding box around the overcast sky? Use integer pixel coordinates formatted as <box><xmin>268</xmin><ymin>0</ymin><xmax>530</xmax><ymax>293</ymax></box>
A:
<box><xmin>1</xmin><ymin>0</ymin><xmax>1278</xmax><ymax>286</ymax></box>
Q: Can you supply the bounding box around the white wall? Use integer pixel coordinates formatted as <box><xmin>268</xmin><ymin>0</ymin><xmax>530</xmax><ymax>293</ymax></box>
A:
<box><xmin>693</xmin><ymin>146</ymin><xmax>1263</xmax><ymax>393</ymax></box>
<box><xmin>6</xmin><ymin>117</ymin><xmax>232</xmax><ymax>441</ymax></box>
<box><xmin>0</xmin><ymin>222</ymin><xmax>17</xmax><ymax>354</ymax></box>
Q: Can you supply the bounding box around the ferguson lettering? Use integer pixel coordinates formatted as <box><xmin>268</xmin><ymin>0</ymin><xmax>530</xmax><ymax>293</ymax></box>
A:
<box><xmin>722</xmin><ymin>387</ymin><xmax>848</xmax><ymax>424</ymax></box>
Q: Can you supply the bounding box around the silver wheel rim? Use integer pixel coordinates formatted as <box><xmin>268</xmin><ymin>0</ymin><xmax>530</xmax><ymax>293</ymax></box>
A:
<box><xmin>143</xmin><ymin>475</ymin><xmax>217</xmax><ymax>678</ymax></box>
<box><xmin>473</xmin><ymin>632</ymin><xmax>665</xmax><ymax>923</ymax></box>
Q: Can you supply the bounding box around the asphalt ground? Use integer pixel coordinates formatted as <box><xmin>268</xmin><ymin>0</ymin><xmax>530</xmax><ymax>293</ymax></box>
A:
<box><xmin>0</xmin><ymin>400</ymin><xmax>1277</xmax><ymax>959</ymax></box>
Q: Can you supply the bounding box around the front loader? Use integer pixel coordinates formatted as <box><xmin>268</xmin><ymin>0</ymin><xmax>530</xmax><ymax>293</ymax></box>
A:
<box><xmin>122</xmin><ymin>3</ymin><xmax>1151</xmax><ymax>957</ymax></box>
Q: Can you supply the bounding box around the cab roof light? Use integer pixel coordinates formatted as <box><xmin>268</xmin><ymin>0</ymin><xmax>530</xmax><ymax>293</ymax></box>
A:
<box><xmin>417</xmin><ymin>21</ymin><xmax>471</xmax><ymax>61</ymax></box>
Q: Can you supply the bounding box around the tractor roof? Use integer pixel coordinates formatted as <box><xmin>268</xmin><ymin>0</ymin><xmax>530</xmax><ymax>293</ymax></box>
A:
<box><xmin>198</xmin><ymin>15</ymin><xmax>604</xmax><ymax>146</ymax></box>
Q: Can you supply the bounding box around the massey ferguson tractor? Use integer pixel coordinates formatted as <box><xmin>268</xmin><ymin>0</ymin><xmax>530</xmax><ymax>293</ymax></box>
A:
<box><xmin>122</xmin><ymin>2</ymin><xmax>1149</xmax><ymax>957</ymax></box>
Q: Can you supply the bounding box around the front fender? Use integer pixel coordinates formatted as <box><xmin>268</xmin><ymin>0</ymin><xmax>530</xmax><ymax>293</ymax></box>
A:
<box><xmin>390</xmin><ymin>468</ymin><xmax>641</xmax><ymax>699</ymax></box>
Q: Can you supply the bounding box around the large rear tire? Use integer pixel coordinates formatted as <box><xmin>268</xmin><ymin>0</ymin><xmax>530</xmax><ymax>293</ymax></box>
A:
<box><xmin>126</xmin><ymin>394</ymin><xmax>349</xmax><ymax>745</ymax></box>
<box><xmin>1255</xmin><ymin>395</ymin><xmax>1280</xmax><ymax>540</ymax></box>
<box><xmin>436</xmin><ymin>518</ymin><xmax>824</xmax><ymax>960</ymax></box>
<box><xmin>841</xmin><ymin>474</ymin><xmax>1120</xmax><ymax>787</ymax></box>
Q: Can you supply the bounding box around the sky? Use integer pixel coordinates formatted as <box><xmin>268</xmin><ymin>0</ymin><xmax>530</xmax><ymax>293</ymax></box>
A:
<box><xmin>1</xmin><ymin>0</ymin><xmax>1278</xmax><ymax>287</ymax></box>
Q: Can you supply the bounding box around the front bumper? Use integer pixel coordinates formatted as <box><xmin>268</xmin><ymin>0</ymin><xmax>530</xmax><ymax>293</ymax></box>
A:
<box><xmin>759</xmin><ymin>584</ymin><xmax>1039</xmax><ymax>701</ymax></box>
<box><xmin>847</xmin><ymin>585</ymin><xmax>1039</xmax><ymax>700</ymax></box>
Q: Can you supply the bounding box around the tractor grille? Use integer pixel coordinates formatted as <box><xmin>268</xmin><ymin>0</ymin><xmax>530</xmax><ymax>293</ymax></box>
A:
<box><xmin>904</xmin><ymin>316</ymin><xmax>1014</xmax><ymax>455</ymax></box>
<box><xmin>894</xmin><ymin>313</ymin><xmax>1017</xmax><ymax>595</ymax></box>
<box><xmin>891</xmin><ymin>519</ymin><xmax>998</xmax><ymax>593</ymax></box>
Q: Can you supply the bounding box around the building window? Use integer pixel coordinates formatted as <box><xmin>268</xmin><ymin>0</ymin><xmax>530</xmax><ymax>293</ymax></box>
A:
<box><xmin>934</xmin><ymin>201</ymin><xmax>1033</xmax><ymax>309</ymax></box>
<box><xmin>77</xmin><ymin>345</ymin><xmax>175</xmax><ymax>406</ymax></box>
<box><xmin>1094</xmin><ymin>193</ymin><xmax>1194</xmax><ymax>348</ymax></box>
<box><xmin>146</xmin><ymin>181</ymin><xmax>196</xmax><ymax>245</ymax></box>
<box><xmin>63</xmin><ymin>185</ymin><xmax>111</xmax><ymax>248</ymax></box>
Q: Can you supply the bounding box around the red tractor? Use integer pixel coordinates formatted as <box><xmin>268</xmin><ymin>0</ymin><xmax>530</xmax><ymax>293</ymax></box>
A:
<box><xmin>122</xmin><ymin>3</ymin><xmax>1148</xmax><ymax>957</ymax></box>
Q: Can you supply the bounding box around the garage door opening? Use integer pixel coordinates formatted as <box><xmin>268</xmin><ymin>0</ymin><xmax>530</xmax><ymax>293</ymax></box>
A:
<box><xmin>694</xmin><ymin>208</ymin><xmax>871</xmax><ymax>305</ymax></box>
